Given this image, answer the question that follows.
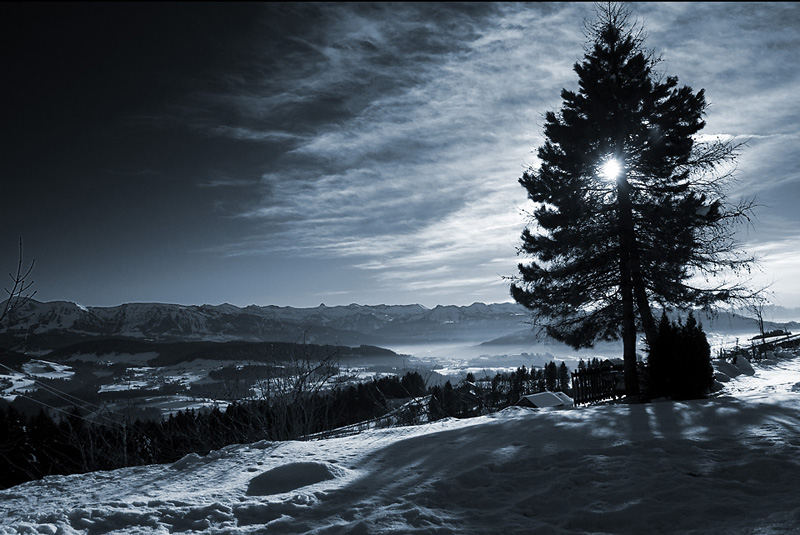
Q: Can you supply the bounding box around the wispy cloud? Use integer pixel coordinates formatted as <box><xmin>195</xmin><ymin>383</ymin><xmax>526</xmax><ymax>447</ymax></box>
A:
<box><xmin>188</xmin><ymin>4</ymin><xmax>593</xmax><ymax>297</ymax></box>
<box><xmin>192</xmin><ymin>2</ymin><xmax>799</xmax><ymax>304</ymax></box>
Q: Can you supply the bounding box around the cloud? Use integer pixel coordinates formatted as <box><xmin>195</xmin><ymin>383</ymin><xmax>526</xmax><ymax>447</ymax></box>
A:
<box><xmin>192</xmin><ymin>3</ymin><xmax>799</xmax><ymax>304</ymax></box>
<box><xmin>198</xmin><ymin>176</ymin><xmax>261</xmax><ymax>189</ymax></box>
<box><xmin>747</xmin><ymin>235</ymin><xmax>800</xmax><ymax>304</ymax></box>
<box><xmin>196</xmin><ymin>4</ymin><xmax>586</xmax><ymax>251</ymax></box>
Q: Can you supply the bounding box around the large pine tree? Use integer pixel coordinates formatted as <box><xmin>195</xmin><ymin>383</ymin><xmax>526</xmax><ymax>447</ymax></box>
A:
<box><xmin>511</xmin><ymin>4</ymin><xmax>753</xmax><ymax>396</ymax></box>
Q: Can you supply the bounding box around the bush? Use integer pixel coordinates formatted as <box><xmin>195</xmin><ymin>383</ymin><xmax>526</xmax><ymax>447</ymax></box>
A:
<box><xmin>647</xmin><ymin>311</ymin><xmax>714</xmax><ymax>400</ymax></box>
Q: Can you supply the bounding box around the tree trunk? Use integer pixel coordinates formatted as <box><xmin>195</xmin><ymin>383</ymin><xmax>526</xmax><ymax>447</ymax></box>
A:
<box><xmin>620</xmin><ymin>271</ymin><xmax>639</xmax><ymax>397</ymax></box>
<box><xmin>631</xmin><ymin>258</ymin><xmax>657</xmax><ymax>348</ymax></box>
<box><xmin>617</xmin><ymin>177</ymin><xmax>640</xmax><ymax>398</ymax></box>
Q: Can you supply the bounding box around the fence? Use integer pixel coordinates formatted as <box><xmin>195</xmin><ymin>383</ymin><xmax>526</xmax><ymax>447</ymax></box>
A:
<box><xmin>571</xmin><ymin>365</ymin><xmax>624</xmax><ymax>405</ymax></box>
<box><xmin>747</xmin><ymin>333</ymin><xmax>800</xmax><ymax>357</ymax></box>
<box><xmin>720</xmin><ymin>332</ymin><xmax>800</xmax><ymax>361</ymax></box>
<box><xmin>301</xmin><ymin>395</ymin><xmax>433</xmax><ymax>441</ymax></box>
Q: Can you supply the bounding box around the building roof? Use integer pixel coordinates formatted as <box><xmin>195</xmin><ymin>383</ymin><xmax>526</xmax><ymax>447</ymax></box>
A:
<box><xmin>517</xmin><ymin>391</ymin><xmax>573</xmax><ymax>408</ymax></box>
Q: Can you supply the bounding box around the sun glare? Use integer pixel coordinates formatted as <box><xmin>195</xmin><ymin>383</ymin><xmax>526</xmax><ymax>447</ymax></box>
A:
<box><xmin>600</xmin><ymin>159</ymin><xmax>622</xmax><ymax>181</ymax></box>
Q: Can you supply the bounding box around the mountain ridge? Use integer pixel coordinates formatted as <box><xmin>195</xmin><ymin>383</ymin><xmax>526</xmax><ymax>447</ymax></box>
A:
<box><xmin>0</xmin><ymin>299</ymin><xmax>530</xmax><ymax>350</ymax></box>
<box><xmin>2</xmin><ymin>299</ymin><xmax>797</xmax><ymax>352</ymax></box>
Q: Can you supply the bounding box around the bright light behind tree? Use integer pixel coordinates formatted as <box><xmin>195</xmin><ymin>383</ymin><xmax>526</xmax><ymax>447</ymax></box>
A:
<box><xmin>600</xmin><ymin>158</ymin><xmax>622</xmax><ymax>181</ymax></box>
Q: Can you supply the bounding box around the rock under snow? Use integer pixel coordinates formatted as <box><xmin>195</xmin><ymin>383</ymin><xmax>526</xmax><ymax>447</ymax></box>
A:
<box><xmin>517</xmin><ymin>391</ymin><xmax>574</xmax><ymax>408</ymax></box>
<box><xmin>714</xmin><ymin>359</ymin><xmax>743</xmax><ymax>379</ymax></box>
<box><xmin>733</xmin><ymin>356</ymin><xmax>756</xmax><ymax>375</ymax></box>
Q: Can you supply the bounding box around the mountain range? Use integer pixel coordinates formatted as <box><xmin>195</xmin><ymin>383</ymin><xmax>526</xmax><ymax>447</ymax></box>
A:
<box><xmin>2</xmin><ymin>299</ymin><xmax>798</xmax><ymax>353</ymax></box>
<box><xmin>0</xmin><ymin>300</ymin><xmax>533</xmax><ymax>350</ymax></box>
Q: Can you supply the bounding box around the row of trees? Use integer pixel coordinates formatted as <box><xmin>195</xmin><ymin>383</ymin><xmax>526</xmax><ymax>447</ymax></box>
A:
<box><xmin>0</xmin><ymin>371</ymin><xmax>428</xmax><ymax>489</ymax></box>
<box><xmin>484</xmin><ymin>361</ymin><xmax>571</xmax><ymax>405</ymax></box>
<box><xmin>430</xmin><ymin>361</ymin><xmax>572</xmax><ymax>418</ymax></box>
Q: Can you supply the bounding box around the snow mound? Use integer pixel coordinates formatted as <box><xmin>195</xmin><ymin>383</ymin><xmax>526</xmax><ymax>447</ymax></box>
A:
<box><xmin>733</xmin><ymin>356</ymin><xmax>755</xmax><ymax>375</ymax></box>
<box><xmin>246</xmin><ymin>461</ymin><xmax>347</xmax><ymax>496</ymax></box>
<box><xmin>714</xmin><ymin>360</ymin><xmax>738</xmax><ymax>379</ymax></box>
<box><xmin>172</xmin><ymin>452</ymin><xmax>202</xmax><ymax>470</ymax></box>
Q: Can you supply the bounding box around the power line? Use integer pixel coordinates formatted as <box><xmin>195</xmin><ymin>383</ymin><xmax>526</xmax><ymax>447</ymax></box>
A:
<box><xmin>14</xmin><ymin>394</ymin><xmax>124</xmax><ymax>430</ymax></box>
<box><xmin>0</xmin><ymin>360</ymin><xmax>124</xmax><ymax>428</ymax></box>
<box><xmin>0</xmin><ymin>360</ymin><xmax>102</xmax><ymax>409</ymax></box>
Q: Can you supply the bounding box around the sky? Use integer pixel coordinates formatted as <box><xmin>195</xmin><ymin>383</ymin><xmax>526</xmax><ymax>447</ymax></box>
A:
<box><xmin>1</xmin><ymin>2</ymin><xmax>798</xmax><ymax>309</ymax></box>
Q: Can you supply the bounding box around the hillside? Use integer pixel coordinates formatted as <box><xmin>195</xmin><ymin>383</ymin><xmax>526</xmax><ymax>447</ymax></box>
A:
<box><xmin>2</xmin><ymin>351</ymin><xmax>800</xmax><ymax>534</ymax></box>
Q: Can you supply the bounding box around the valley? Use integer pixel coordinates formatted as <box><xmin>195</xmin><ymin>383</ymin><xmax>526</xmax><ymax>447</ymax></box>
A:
<box><xmin>1</xmin><ymin>299</ymin><xmax>797</xmax><ymax>421</ymax></box>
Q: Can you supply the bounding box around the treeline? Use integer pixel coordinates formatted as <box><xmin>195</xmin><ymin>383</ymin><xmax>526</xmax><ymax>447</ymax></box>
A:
<box><xmin>430</xmin><ymin>361</ymin><xmax>571</xmax><ymax>418</ymax></box>
<box><xmin>1</xmin><ymin>359</ymin><xmax>575</xmax><ymax>490</ymax></box>
<box><xmin>44</xmin><ymin>338</ymin><xmax>397</xmax><ymax>367</ymax></box>
<box><xmin>147</xmin><ymin>341</ymin><xmax>396</xmax><ymax>367</ymax></box>
<box><xmin>0</xmin><ymin>372</ymin><xmax>427</xmax><ymax>489</ymax></box>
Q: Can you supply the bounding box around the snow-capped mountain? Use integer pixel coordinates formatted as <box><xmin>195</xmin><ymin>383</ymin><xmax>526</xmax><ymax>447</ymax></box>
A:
<box><xmin>370</xmin><ymin>302</ymin><xmax>531</xmax><ymax>343</ymax></box>
<box><xmin>0</xmin><ymin>300</ymin><xmax>530</xmax><ymax>349</ymax></box>
<box><xmin>3</xmin><ymin>299</ymin><xmax>796</xmax><ymax>352</ymax></box>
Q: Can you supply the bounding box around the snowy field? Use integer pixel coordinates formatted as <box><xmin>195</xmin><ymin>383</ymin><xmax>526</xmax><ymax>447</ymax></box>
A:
<box><xmin>2</xmin><ymin>353</ymin><xmax>800</xmax><ymax>534</ymax></box>
<box><xmin>0</xmin><ymin>360</ymin><xmax>75</xmax><ymax>401</ymax></box>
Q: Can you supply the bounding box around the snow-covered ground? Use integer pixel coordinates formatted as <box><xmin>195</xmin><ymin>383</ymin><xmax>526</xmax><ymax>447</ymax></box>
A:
<box><xmin>1</xmin><ymin>360</ymin><xmax>74</xmax><ymax>402</ymax></box>
<box><xmin>2</xmin><ymin>353</ymin><xmax>800</xmax><ymax>534</ymax></box>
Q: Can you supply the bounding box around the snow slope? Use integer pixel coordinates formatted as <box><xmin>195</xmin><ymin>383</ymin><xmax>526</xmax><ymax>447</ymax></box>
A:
<box><xmin>2</xmin><ymin>354</ymin><xmax>800</xmax><ymax>534</ymax></box>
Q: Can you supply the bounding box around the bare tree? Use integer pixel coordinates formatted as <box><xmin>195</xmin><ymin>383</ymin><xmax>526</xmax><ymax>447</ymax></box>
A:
<box><xmin>248</xmin><ymin>336</ymin><xmax>341</xmax><ymax>440</ymax></box>
<box><xmin>1</xmin><ymin>238</ymin><xmax>36</xmax><ymax>328</ymax></box>
<box><xmin>743</xmin><ymin>291</ymin><xmax>778</xmax><ymax>356</ymax></box>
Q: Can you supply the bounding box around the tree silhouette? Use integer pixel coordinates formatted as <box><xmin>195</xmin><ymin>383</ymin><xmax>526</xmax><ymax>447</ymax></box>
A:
<box><xmin>1</xmin><ymin>238</ymin><xmax>36</xmax><ymax>328</ymax></box>
<box><xmin>647</xmin><ymin>311</ymin><xmax>713</xmax><ymax>400</ymax></box>
<box><xmin>511</xmin><ymin>3</ymin><xmax>754</xmax><ymax>396</ymax></box>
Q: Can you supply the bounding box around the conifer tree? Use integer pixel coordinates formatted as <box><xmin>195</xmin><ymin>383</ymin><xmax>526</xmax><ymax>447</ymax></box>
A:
<box><xmin>545</xmin><ymin>362</ymin><xmax>558</xmax><ymax>392</ymax></box>
<box><xmin>646</xmin><ymin>312</ymin><xmax>675</xmax><ymax>399</ymax></box>
<box><xmin>646</xmin><ymin>311</ymin><xmax>713</xmax><ymax>400</ymax></box>
<box><xmin>674</xmin><ymin>311</ymin><xmax>714</xmax><ymax>400</ymax></box>
<box><xmin>511</xmin><ymin>3</ymin><xmax>754</xmax><ymax>396</ymax></box>
<box><xmin>558</xmin><ymin>362</ymin><xmax>570</xmax><ymax>393</ymax></box>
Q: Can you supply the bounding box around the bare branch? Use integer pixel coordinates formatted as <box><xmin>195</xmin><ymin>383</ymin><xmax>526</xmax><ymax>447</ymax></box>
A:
<box><xmin>1</xmin><ymin>238</ymin><xmax>37</xmax><ymax>328</ymax></box>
